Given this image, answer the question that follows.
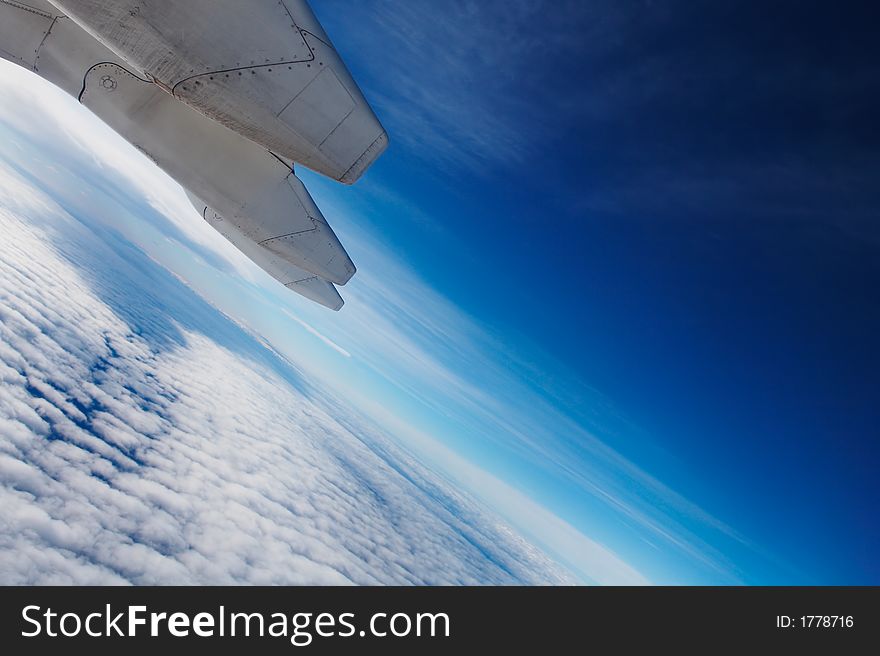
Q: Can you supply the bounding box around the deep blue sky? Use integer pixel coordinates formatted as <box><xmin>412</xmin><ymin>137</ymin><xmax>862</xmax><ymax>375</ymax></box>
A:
<box><xmin>309</xmin><ymin>0</ymin><xmax>880</xmax><ymax>582</ymax></box>
<box><xmin>4</xmin><ymin>0</ymin><xmax>879</xmax><ymax>585</ymax></box>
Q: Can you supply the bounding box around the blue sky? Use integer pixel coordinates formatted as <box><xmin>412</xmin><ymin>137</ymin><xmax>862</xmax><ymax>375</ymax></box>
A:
<box><xmin>302</xmin><ymin>0</ymin><xmax>880</xmax><ymax>583</ymax></box>
<box><xmin>2</xmin><ymin>0</ymin><xmax>878</xmax><ymax>584</ymax></box>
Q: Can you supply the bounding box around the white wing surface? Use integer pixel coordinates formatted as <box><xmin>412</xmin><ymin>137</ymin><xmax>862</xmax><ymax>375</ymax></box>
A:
<box><xmin>186</xmin><ymin>192</ymin><xmax>344</xmax><ymax>311</ymax></box>
<box><xmin>1</xmin><ymin>0</ymin><xmax>377</xmax><ymax>309</ymax></box>
<box><xmin>80</xmin><ymin>62</ymin><xmax>356</xmax><ymax>285</ymax></box>
<box><xmin>48</xmin><ymin>0</ymin><xmax>389</xmax><ymax>183</ymax></box>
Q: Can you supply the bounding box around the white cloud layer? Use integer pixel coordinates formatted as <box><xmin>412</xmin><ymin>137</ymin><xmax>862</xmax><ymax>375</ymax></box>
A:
<box><xmin>0</xmin><ymin>58</ymin><xmax>695</xmax><ymax>586</ymax></box>
<box><xmin>0</xmin><ymin>162</ymin><xmax>574</xmax><ymax>585</ymax></box>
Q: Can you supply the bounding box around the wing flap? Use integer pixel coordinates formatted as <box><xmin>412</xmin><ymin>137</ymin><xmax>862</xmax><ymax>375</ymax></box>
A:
<box><xmin>79</xmin><ymin>61</ymin><xmax>355</xmax><ymax>284</ymax></box>
<box><xmin>191</xmin><ymin>193</ymin><xmax>344</xmax><ymax>311</ymax></box>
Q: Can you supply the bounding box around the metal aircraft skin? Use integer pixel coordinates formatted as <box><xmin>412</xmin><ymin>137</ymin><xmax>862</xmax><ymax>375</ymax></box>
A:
<box><xmin>0</xmin><ymin>0</ymin><xmax>389</xmax><ymax>310</ymax></box>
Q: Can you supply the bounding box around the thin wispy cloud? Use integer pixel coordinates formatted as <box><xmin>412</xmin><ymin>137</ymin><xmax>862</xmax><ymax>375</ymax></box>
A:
<box><xmin>0</xmin><ymin>55</ymin><xmax>757</xmax><ymax>585</ymax></box>
<box><xmin>286</xmin><ymin>193</ymin><xmax>752</xmax><ymax>582</ymax></box>
<box><xmin>282</xmin><ymin>310</ymin><xmax>352</xmax><ymax>358</ymax></box>
<box><xmin>313</xmin><ymin>0</ymin><xmax>619</xmax><ymax>173</ymax></box>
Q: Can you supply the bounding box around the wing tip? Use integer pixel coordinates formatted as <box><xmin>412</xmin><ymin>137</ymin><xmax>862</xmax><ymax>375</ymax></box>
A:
<box><xmin>338</xmin><ymin>130</ymin><xmax>389</xmax><ymax>185</ymax></box>
<box><xmin>284</xmin><ymin>277</ymin><xmax>345</xmax><ymax>311</ymax></box>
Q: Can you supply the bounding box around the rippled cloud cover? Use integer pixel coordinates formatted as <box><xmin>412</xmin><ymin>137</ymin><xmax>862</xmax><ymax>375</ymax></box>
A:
<box><xmin>0</xmin><ymin>142</ymin><xmax>577</xmax><ymax>585</ymax></box>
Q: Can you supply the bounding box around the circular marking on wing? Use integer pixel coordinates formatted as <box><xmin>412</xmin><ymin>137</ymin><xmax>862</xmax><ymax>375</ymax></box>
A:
<box><xmin>78</xmin><ymin>62</ymin><xmax>152</xmax><ymax>103</ymax></box>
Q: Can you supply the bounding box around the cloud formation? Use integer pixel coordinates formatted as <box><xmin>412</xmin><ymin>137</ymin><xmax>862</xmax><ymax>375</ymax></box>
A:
<box><xmin>0</xmin><ymin>45</ymin><xmax>742</xmax><ymax>584</ymax></box>
<box><xmin>290</xmin><ymin>179</ymin><xmax>749</xmax><ymax>584</ymax></box>
<box><xmin>0</xmin><ymin>161</ymin><xmax>574</xmax><ymax>585</ymax></box>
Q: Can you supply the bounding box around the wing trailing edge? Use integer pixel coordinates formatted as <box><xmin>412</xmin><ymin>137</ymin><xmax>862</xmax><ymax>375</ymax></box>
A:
<box><xmin>187</xmin><ymin>193</ymin><xmax>344</xmax><ymax>311</ymax></box>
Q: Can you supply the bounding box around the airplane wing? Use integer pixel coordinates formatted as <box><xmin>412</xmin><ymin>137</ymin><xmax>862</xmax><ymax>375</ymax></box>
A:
<box><xmin>47</xmin><ymin>0</ymin><xmax>388</xmax><ymax>183</ymax></box>
<box><xmin>0</xmin><ymin>0</ymin><xmax>55</xmax><ymax>69</ymax></box>
<box><xmin>79</xmin><ymin>60</ymin><xmax>357</xmax><ymax>286</ymax></box>
<box><xmin>0</xmin><ymin>0</ymin><xmax>386</xmax><ymax>310</ymax></box>
<box><xmin>187</xmin><ymin>192</ymin><xmax>344</xmax><ymax>312</ymax></box>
